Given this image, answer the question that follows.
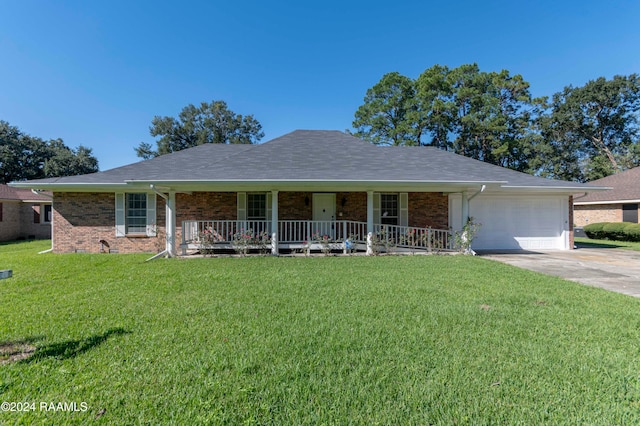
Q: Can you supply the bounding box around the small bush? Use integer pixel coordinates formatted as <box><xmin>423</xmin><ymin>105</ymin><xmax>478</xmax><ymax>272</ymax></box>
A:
<box><xmin>583</xmin><ymin>222</ymin><xmax>608</xmax><ymax>239</ymax></box>
<box><xmin>623</xmin><ymin>223</ymin><xmax>640</xmax><ymax>242</ymax></box>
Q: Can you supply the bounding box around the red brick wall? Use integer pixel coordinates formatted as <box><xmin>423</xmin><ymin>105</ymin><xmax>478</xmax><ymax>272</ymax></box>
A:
<box><xmin>336</xmin><ymin>192</ymin><xmax>367</xmax><ymax>222</ymax></box>
<box><xmin>53</xmin><ymin>191</ymin><xmax>450</xmax><ymax>253</ymax></box>
<box><xmin>279</xmin><ymin>192</ymin><xmax>313</xmax><ymax>220</ymax></box>
<box><xmin>408</xmin><ymin>192</ymin><xmax>449</xmax><ymax>229</ymax></box>
<box><xmin>53</xmin><ymin>192</ymin><xmax>165</xmax><ymax>253</ymax></box>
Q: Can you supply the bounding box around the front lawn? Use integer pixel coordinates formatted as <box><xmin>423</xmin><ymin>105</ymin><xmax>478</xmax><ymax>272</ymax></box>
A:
<box><xmin>1</xmin><ymin>240</ymin><xmax>640</xmax><ymax>424</ymax></box>
<box><xmin>575</xmin><ymin>237</ymin><xmax>640</xmax><ymax>251</ymax></box>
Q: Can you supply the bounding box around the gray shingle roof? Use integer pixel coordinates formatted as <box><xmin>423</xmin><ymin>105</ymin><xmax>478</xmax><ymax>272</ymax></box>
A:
<box><xmin>12</xmin><ymin>130</ymin><xmax>603</xmax><ymax>191</ymax></box>
<box><xmin>575</xmin><ymin>167</ymin><xmax>640</xmax><ymax>203</ymax></box>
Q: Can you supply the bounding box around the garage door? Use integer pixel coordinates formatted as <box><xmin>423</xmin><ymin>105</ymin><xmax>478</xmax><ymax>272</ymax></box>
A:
<box><xmin>470</xmin><ymin>196</ymin><xmax>568</xmax><ymax>250</ymax></box>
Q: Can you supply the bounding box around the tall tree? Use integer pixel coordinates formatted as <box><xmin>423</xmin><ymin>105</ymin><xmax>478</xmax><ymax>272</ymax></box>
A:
<box><xmin>0</xmin><ymin>121</ymin><xmax>98</xmax><ymax>183</ymax></box>
<box><xmin>44</xmin><ymin>140</ymin><xmax>99</xmax><ymax>178</ymax></box>
<box><xmin>536</xmin><ymin>74</ymin><xmax>640</xmax><ymax>181</ymax></box>
<box><xmin>135</xmin><ymin>100</ymin><xmax>264</xmax><ymax>159</ymax></box>
<box><xmin>354</xmin><ymin>64</ymin><xmax>540</xmax><ymax>171</ymax></box>
<box><xmin>352</xmin><ymin>72</ymin><xmax>420</xmax><ymax>146</ymax></box>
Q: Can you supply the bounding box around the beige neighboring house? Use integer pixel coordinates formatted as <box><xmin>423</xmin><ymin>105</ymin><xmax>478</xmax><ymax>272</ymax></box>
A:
<box><xmin>574</xmin><ymin>167</ymin><xmax>640</xmax><ymax>227</ymax></box>
<box><xmin>0</xmin><ymin>184</ymin><xmax>52</xmax><ymax>241</ymax></box>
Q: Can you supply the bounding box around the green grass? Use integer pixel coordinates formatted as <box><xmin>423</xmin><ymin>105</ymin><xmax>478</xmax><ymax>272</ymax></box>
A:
<box><xmin>2</xmin><ymin>240</ymin><xmax>640</xmax><ymax>424</ymax></box>
<box><xmin>575</xmin><ymin>237</ymin><xmax>640</xmax><ymax>251</ymax></box>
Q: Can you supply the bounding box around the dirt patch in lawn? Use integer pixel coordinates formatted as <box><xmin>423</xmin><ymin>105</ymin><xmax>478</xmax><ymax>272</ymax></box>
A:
<box><xmin>0</xmin><ymin>342</ymin><xmax>36</xmax><ymax>365</ymax></box>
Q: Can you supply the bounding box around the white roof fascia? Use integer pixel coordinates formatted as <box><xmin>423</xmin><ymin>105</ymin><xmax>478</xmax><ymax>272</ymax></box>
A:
<box><xmin>8</xmin><ymin>182</ymin><xmax>130</xmax><ymax>192</ymax></box>
<box><xmin>124</xmin><ymin>179</ymin><xmax>508</xmax><ymax>193</ymax></box>
<box><xmin>574</xmin><ymin>199</ymin><xmax>640</xmax><ymax>206</ymax></box>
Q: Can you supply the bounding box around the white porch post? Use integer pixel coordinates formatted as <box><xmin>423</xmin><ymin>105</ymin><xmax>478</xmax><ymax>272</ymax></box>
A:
<box><xmin>271</xmin><ymin>190</ymin><xmax>279</xmax><ymax>255</ymax></box>
<box><xmin>167</xmin><ymin>191</ymin><xmax>176</xmax><ymax>257</ymax></box>
<box><xmin>461</xmin><ymin>191</ymin><xmax>469</xmax><ymax>230</ymax></box>
<box><xmin>367</xmin><ymin>191</ymin><xmax>374</xmax><ymax>234</ymax></box>
<box><xmin>367</xmin><ymin>191</ymin><xmax>374</xmax><ymax>255</ymax></box>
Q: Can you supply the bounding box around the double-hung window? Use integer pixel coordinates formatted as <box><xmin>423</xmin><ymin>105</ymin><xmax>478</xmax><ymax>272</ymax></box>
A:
<box><xmin>380</xmin><ymin>194</ymin><xmax>399</xmax><ymax>225</ymax></box>
<box><xmin>115</xmin><ymin>193</ymin><xmax>156</xmax><ymax>237</ymax></box>
<box><xmin>247</xmin><ymin>193</ymin><xmax>266</xmax><ymax>220</ymax></box>
<box><xmin>126</xmin><ymin>193</ymin><xmax>147</xmax><ymax>234</ymax></box>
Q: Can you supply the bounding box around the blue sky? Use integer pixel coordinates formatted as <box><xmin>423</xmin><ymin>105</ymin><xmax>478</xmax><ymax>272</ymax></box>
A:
<box><xmin>1</xmin><ymin>1</ymin><xmax>638</xmax><ymax>171</ymax></box>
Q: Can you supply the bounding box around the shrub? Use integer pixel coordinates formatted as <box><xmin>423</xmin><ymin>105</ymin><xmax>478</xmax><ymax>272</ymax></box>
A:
<box><xmin>583</xmin><ymin>222</ymin><xmax>608</xmax><ymax>239</ymax></box>
<box><xmin>602</xmin><ymin>222</ymin><xmax>630</xmax><ymax>241</ymax></box>
<box><xmin>623</xmin><ymin>223</ymin><xmax>640</xmax><ymax>242</ymax></box>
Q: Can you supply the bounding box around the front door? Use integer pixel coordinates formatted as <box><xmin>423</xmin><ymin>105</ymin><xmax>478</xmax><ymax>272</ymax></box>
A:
<box><xmin>312</xmin><ymin>193</ymin><xmax>336</xmax><ymax>238</ymax></box>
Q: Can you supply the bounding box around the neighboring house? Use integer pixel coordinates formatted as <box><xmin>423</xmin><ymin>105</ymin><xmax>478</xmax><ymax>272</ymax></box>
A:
<box><xmin>0</xmin><ymin>184</ymin><xmax>52</xmax><ymax>242</ymax></box>
<box><xmin>10</xmin><ymin>130</ymin><xmax>606</xmax><ymax>254</ymax></box>
<box><xmin>574</xmin><ymin>167</ymin><xmax>640</xmax><ymax>226</ymax></box>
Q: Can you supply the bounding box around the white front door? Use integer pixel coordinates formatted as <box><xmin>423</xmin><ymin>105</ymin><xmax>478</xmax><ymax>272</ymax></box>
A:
<box><xmin>313</xmin><ymin>193</ymin><xmax>336</xmax><ymax>237</ymax></box>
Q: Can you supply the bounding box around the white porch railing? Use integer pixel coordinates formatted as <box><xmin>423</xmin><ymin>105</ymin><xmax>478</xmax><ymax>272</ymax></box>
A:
<box><xmin>373</xmin><ymin>224</ymin><xmax>453</xmax><ymax>251</ymax></box>
<box><xmin>278</xmin><ymin>220</ymin><xmax>368</xmax><ymax>243</ymax></box>
<box><xmin>183</xmin><ymin>220</ymin><xmax>271</xmax><ymax>244</ymax></box>
<box><xmin>181</xmin><ymin>220</ymin><xmax>453</xmax><ymax>253</ymax></box>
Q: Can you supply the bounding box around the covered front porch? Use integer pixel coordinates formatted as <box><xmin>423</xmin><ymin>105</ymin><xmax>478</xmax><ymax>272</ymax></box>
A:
<box><xmin>180</xmin><ymin>219</ymin><xmax>454</xmax><ymax>255</ymax></box>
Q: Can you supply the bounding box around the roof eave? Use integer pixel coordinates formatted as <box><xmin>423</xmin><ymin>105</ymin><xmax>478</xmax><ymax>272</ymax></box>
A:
<box><xmin>574</xmin><ymin>199</ymin><xmax>640</xmax><ymax>205</ymax></box>
<box><xmin>8</xmin><ymin>182</ymin><xmax>129</xmax><ymax>192</ymax></box>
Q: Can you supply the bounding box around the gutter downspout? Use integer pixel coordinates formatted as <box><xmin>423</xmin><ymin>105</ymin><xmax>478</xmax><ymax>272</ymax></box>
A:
<box><xmin>572</xmin><ymin>192</ymin><xmax>588</xmax><ymax>201</ymax></box>
<box><xmin>467</xmin><ymin>184</ymin><xmax>486</xmax><ymax>203</ymax></box>
<box><xmin>32</xmin><ymin>189</ymin><xmax>53</xmax><ymax>254</ymax></box>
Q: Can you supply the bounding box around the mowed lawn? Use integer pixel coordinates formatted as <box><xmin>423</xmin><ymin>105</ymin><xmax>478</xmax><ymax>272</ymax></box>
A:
<box><xmin>1</xmin><ymin>241</ymin><xmax>640</xmax><ymax>424</ymax></box>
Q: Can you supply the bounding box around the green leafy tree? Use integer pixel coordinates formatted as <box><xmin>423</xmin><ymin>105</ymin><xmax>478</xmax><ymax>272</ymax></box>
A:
<box><xmin>0</xmin><ymin>121</ymin><xmax>98</xmax><ymax>183</ymax></box>
<box><xmin>353</xmin><ymin>72</ymin><xmax>420</xmax><ymax>146</ymax></box>
<box><xmin>44</xmin><ymin>140</ymin><xmax>99</xmax><ymax>178</ymax></box>
<box><xmin>135</xmin><ymin>100</ymin><xmax>264</xmax><ymax>159</ymax></box>
<box><xmin>535</xmin><ymin>74</ymin><xmax>640</xmax><ymax>181</ymax></box>
<box><xmin>354</xmin><ymin>64</ymin><xmax>540</xmax><ymax>171</ymax></box>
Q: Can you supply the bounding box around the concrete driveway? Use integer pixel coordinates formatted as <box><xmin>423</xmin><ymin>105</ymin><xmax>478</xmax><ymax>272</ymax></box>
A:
<box><xmin>480</xmin><ymin>245</ymin><xmax>640</xmax><ymax>298</ymax></box>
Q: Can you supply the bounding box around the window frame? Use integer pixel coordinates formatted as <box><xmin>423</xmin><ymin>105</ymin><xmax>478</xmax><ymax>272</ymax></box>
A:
<box><xmin>247</xmin><ymin>193</ymin><xmax>267</xmax><ymax>221</ymax></box>
<box><xmin>380</xmin><ymin>193</ymin><xmax>399</xmax><ymax>225</ymax></box>
<box><xmin>42</xmin><ymin>204</ymin><xmax>52</xmax><ymax>223</ymax></box>
<box><xmin>126</xmin><ymin>193</ymin><xmax>148</xmax><ymax>235</ymax></box>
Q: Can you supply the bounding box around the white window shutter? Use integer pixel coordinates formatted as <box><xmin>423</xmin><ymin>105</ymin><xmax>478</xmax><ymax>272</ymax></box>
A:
<box><xmin>373</xmin><ymin>192</ymin><xmax>380</xmax><ymax>225</ymax></box>
<box><xmin>115</xmin><ymin>193</ymin><xmax>125</xmax><ymax>237</ymax></box>
<box><xmin>237</xmin><ymin>192</ymin><xmax>247</xmax><ymax>220</ymax></box>
<box><xmin>266</xmin><ymin>192</ymin><xmax>272</xmax><ymax>221</ymax></box>
<box><xmin>400</xmin><ymin>193</ymin><xmax>408</xmax><ymax>226</ymax></box>
<box><xmin>146</xmin><ymin>193</ymin><xmax>157</xmax><ymax>236</ymax></box>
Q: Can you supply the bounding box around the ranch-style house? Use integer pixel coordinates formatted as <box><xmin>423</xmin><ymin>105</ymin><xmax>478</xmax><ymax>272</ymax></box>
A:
<box><xmin>10</xmin><ymin>130</ymin><xmax>606</xmax><ymax>256</ymax></box>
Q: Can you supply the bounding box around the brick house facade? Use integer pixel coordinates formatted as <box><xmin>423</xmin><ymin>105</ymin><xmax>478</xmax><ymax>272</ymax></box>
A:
<box><xmin>52</xmin><ymin>191</ymin><xmax>449</xmax><ymax>253</ymax></box>
<box><xmin>573</xmin><ymin>167</ymin><xmax>640</xmax><ymax>227</ymax></box>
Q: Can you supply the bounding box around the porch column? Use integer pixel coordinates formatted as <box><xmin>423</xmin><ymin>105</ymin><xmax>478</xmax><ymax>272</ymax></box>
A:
<box><xmin>461</xmin><ymin>191</ymin><xmax>469</xmax><ymax>230</ymax></box>
<box><xmin>271</xmin><ymin>190</ymin><xmax>279</xmax><ymax>255</ymax></box>
<box><xmin>166</xmin><ymin>191</ymin><xmax>176</xmax><ymax>257</ymax></box>
<box><xmin>367</xmin><ymin>191</ymin><xmax>374</xmax><ymax>234</ymax></box>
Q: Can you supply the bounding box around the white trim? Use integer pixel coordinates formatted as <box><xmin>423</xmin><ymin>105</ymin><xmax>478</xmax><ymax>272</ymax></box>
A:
<box><xmin>399</xmin><ymin>193</ymin><xmax>408</xmax><ymax>227</ymax></box>
<box><xmin>237</xmin><ymin>192</ymin><xmax>246</xmax><ymax>220</ymax></box>
<box><xmin>574</xmin><ymin>199</ymin><xmax>640</xmax><ymax>206</ymax></box>
<box><xmin>373</xmin><ymin>193</ymin><xmax>380</xmax><ymax>224</ymax></box>
<box><xmin>266</xmin><ymin>192</ymin><xmax>272</xmax><ymax>221</ymax></box>
<box><xmin>115</xmin><ymin>193</ymin><xmax>125</xmax><ymax>237</ymax></box>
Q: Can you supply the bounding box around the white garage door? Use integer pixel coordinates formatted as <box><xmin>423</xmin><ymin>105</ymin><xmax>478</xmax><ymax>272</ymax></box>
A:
<box><xmin>470</xmin><ymin>196</ymin><xmax>569</xmax><ymax>250</ymax></box>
